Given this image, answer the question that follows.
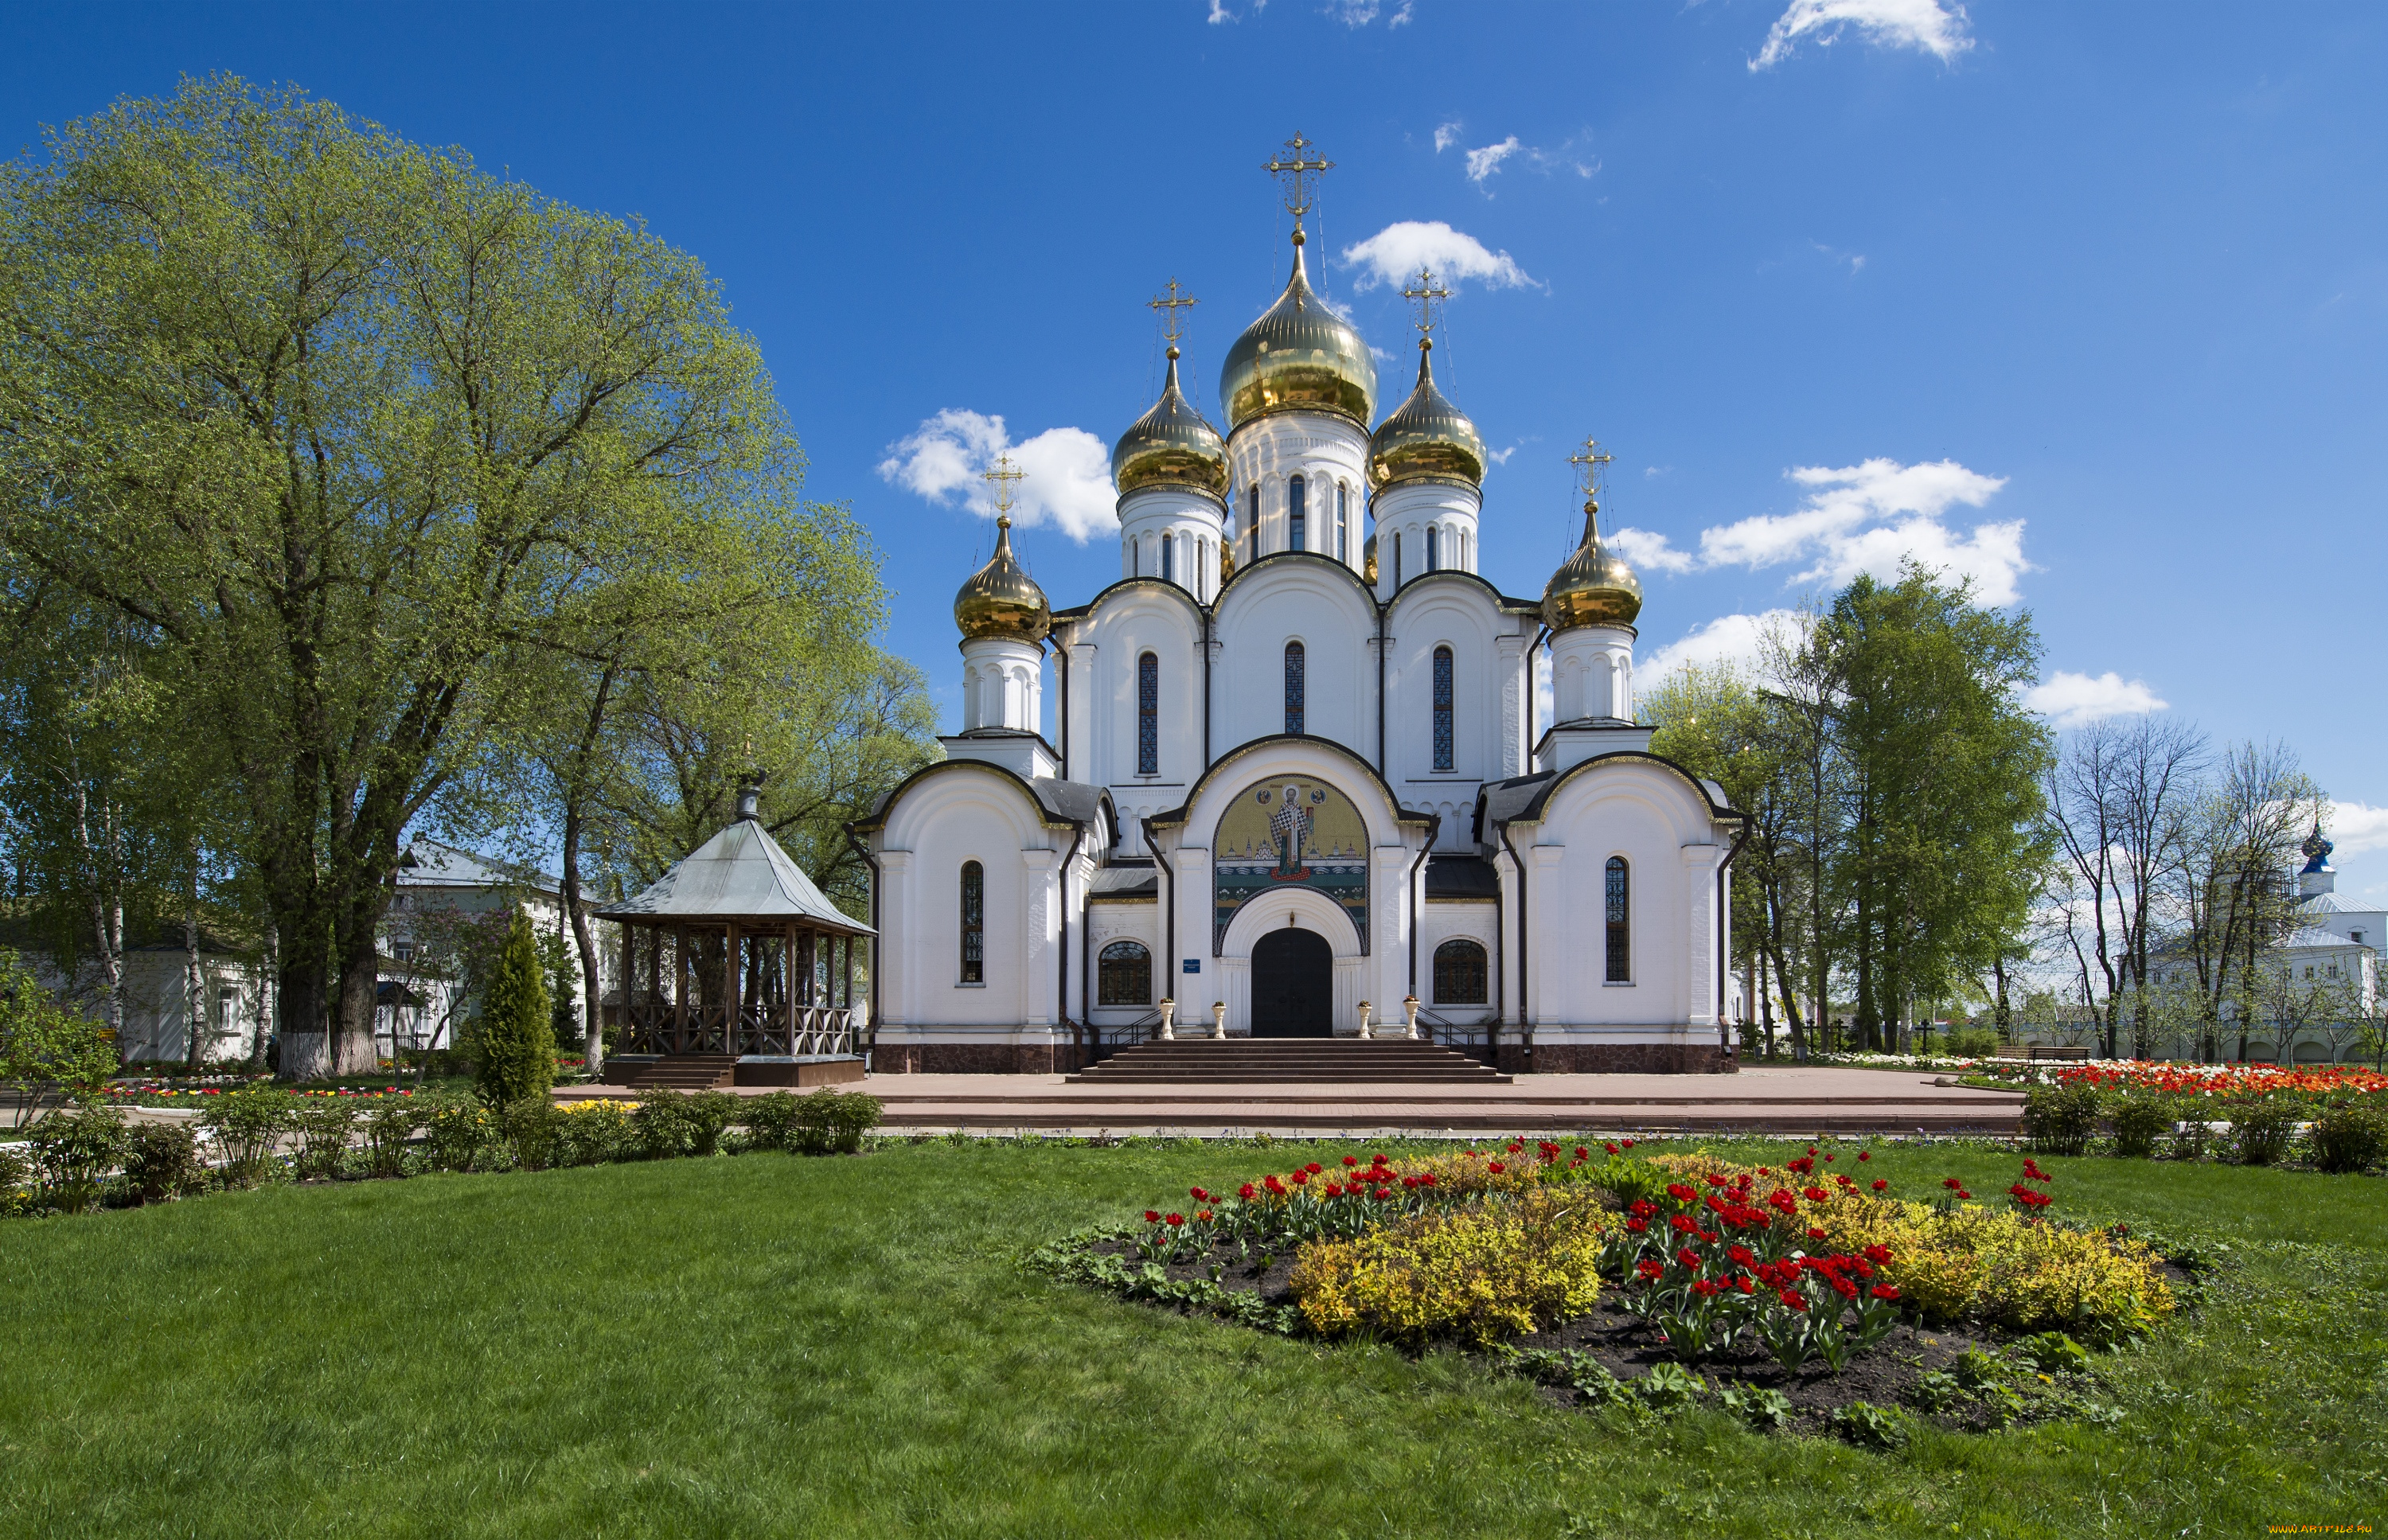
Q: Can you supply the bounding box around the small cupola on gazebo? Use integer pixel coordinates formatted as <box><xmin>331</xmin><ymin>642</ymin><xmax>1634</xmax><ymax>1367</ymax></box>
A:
<box><xmin>596</xmin><ymin>781</ymin><xmax>873</xmax><ymax>1090</ymax></box>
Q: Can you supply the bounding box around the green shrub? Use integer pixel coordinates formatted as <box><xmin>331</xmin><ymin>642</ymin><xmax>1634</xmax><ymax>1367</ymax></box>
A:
<box><xmin>29</xmin><ymin>1102</ymin><xmax>129</xmax><ymax>1212</ymax></box>
<box><xmin>1942</xmin><ymin>1026</ymin><xmax>2001</xmax><ymax>1059</ymax></box>
<box><xmin>1831</xmin><ymin>1401</ymin><xmax>1910</xmax><ymax>1452</ymax></box>
<box><xmin>2306</xmin><ymin>1099</ymin><xmax>2386</xmax><ymax>1174</ymax></box>
<box><xmin>555</xmin><ymin>1100</ymin><xmax>634</xmax><ymax>1165</ymax></box>
<box><xmin>289</xmin><ymin>1102</ymin><xmax>356</xmax><ymax>1180</ymax></box>
<box><xmin>2023</xmin><ymin>1081</ymin><xmax>2102</xmax><ymax>1156</ymax></box>
<box><xmin>499</xmin><ymin>1097</ymin><xmax>564</xmax><ymax>1171</ymax></box>
<box><xmin>124</xmin><ymin>1123</ymin><xmax>207</xmax><ymax>1203</ymax></box>
<box><xmin>361</xmin><ymin>1100</ymin><xmax>427</xmax><ymax>1177</ymax></box>
<box><xmin>2229</xmin><ymin>1096</ymin><xmax>2301</xmax><ymax>1166</ymax></box>
<box><xmin>423</xmin><ymin>1099</ymin><xmax>500</xmax><ymax>1172</ymax></box>
<box><xmin>2108</xmin><ymin>1093</ymin><xmax>2171</xmax><ymax>1159</ymax></box>
<box><xmin>200</xmin><ymin>1089</ymin><xmax>292</xmax><ymax>1187</ymax></box>
<box><xmin>788</xmin><ymin>1088</ymin><xmax>881</xmax><ymax>1155</ymax></box>
<box><xmin>474</xmin><ymin>912</ymin><xmax>555</xmax><ymax>1107</ymax></box>
<box><xmin>631</xmin><ymin>1089</ymin><xmax>739</xmax><ymax>1159</ymax></box>
<box><xmin>740</xmin><ymin>1091</ymin><xmax>803</xmax><ymax>1152</ymax></box>
<box><xmin>2167</xmin><ymin>1114</ymin><xmax>2212</xmax><ymax>1162</ymax></box>
<box><xmin>0</xmin><ymin>948</ymin><xmax>119</xmax><ymax>1125</ymax></box>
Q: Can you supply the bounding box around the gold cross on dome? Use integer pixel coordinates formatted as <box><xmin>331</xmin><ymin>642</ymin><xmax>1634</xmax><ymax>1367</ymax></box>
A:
<box><xmin>1148</xmin><ymin>278</ymin><xmax>1199</xmax><ymax>351</ymax></box>
<box><xmin>1264</xmin><ymin>133</ymin><xmax>1334</xmax><ymax>226</ymax></box>
<box><xmin>1400</xmin><ymin>266</ymin><xmax>1452</xmax><ymax>341</ymax></box>
<box><xmin>982</xmin><ymin>453</ymin><xmax>1024</xmax><ymax>517</ymax></box>
<box><xmin>1567</xmin><ymin>436</ymin><xmax>1614</xmax><ymax>501</ymax></box>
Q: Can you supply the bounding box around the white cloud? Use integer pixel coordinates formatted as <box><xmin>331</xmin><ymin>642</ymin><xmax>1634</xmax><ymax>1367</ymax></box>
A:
<box><xmin>2021</xmin><ymin>672</ymin><xmax>2169</xmax><ymax>728</ymax></box>
<box><xmin>1389</xmin><ymin>2</ymin><xmax>1414</xmax><ymax>26</ymax></box>
<box><xmin>2325</xmin><ymin>801</ymin><xmax>2388</xmax><ymax>857</ymax></box>
<box><xmin>878</xmin><ymin>409</ymin><xmax>1115</xmax><ymax>543</ymax></box>
<box><xmin>1621</xmin><ymin>458</ymin><xmax>2028</xmax><ymax>604</ymax></box>
<box><xmin>1485</xmin><ymin>444</ymin><xmax>1517</xmax><ymax>466</ymax></box>
<box><xmin>1465</xmin><ymin>137</ymin><xmax>1520</xmax><ymax>185</ymax></box>
<box><xmin>1641</xmin><ymin>610</ymin><xmax>1804</xmax><ymax>688</ymax></box>
<box><xmin>1434</xmin><ymin>122</ymin><xmax>1462</xmax><ymax>152</ymax></box>
<box><xmin>1340</xmin><ymin>220</ymin><xmax>1535</xmax><ymax>291</ymax></box>
<box><xmin>1752</xmin><ymin>0</ymin><xmax>1974</xmax><ymax>71</ymax></box>
<box><xmin>1208</xmin><ymin>0</ymin><xmax>1234</xmax><ymax>20</ymax></box>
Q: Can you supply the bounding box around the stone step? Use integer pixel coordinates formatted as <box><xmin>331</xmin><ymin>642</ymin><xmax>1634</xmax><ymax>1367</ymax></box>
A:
<box><xmin>1071</xmin><ymin>1038</ymin><xmax>1509</xmax><ymax>1085</ymax></box>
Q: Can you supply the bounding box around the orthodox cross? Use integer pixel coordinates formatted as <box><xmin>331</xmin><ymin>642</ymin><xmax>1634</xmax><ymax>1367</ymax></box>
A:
<box><xmin>1264</xmin><ymin>133</ymin><xmax>1334</xmax><ymax>230</ymax></box>
<box><xmin>1148</xmin><ymin>278</ymin><xmax>1198</xmax><ymax>354</ymax></box>
<box><xmin>982</xmin><ymin>453</ymin><xmax>1024</xmax><ymax>518</ymax></box>
<box><xmin>1400</xmin><ymin>266</ymin><xmax>1451</xmax><ymax>343</ymax></box>
<box><xmin>1567</xmin><ymin>436</ymin><xmax>1614</xmax><ymax>505</ymax></box>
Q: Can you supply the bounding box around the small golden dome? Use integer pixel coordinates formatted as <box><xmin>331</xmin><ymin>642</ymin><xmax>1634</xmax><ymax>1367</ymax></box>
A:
<box><xmin>1541</xmin><ymin>500</ymin><xmax>1643</xmax><ymax>631</ymax></box>
<box><xmin>1368</xmin><ymin>340</ymin><xmax>1485</xmax><ymax>489</ymax></box>
<box><xmin>954</xmin><ymin>517</ymin><xmax>1051</xmax><ymax>642</ymax></box>
<box><xmin>1113</xmin><ymin>349</ymin><xmax>1227</xmax><ymax>499</ymax></box>
<box><xmin>1218</xmin><ymin>232</ymin><xmax>1377</xmax><ymax>431</ymax></box>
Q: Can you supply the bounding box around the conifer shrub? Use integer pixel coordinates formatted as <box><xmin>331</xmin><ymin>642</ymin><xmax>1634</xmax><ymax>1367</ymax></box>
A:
<box><xmin>2023</xmin><ymin>1081</ymin><xmax>2102</xmax><ymax>1156</ymax></box>
<box><xmin>2108</xmin><ymin>1092</ymin><xmax>2171</xmax><ymax>1159</ymax></box>
<box><xmin>2305</xmin><ymin>1099</ymin><xmax>2385</xmax><ymax>1174</ymax></box>
<box><xmin>124</xmin><ymin>1122</ymin><xmax>207</xmax><ymax>1203</ymax></box>
<box><xmin>474</xmin><ymin>912</ymin><xmax>555</xmax><ymax>1107</ymax></box>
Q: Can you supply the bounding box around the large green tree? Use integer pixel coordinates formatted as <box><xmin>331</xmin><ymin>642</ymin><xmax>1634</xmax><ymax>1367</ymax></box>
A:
<box><xmin>0</xmin><ymin>77</ymin><xmax>859</xmax><ymax>1075</ymax></box>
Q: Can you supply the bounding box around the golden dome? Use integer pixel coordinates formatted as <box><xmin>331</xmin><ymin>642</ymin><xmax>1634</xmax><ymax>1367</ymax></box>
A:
<box><xmin>954</xmin><ymin>517</ymin><xmax>1051</xmax><ymax>642</ymax></box>
<box><xmin>1113</xmin><ymin>349</ymin><xmax>1227</xmax><ymax>499</ymax></box>
<box><xmin>1362</xmin><ymin>531</ymin><xmax>1378</xmax><ymax>585</ymax></box>
<box><xmin>1541</xmin><ymin>500</ymin><xmax>1643</xmax><ymax>630</ymax></box>
<box><xmin>1218</xmin><ymin>232</ymin><xmax>1377</xmax><ymax>431</ymax></box>
<box><xmin>1368</xmin><ymin>340</ymin><xmax>1485</xmax><ymax>489</ymax></box>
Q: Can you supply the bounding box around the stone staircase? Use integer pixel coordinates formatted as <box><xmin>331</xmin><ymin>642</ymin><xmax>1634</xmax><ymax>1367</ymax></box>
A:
<box><xmin>603</xmin><ymin>1054</ymin><xmax>738</xmax><ymax>1091</ymax></box>
<box><xmin>1069</xmin><ymin>1037</ymin><xmax>1509</xmax><ymax>1085</ymax></box>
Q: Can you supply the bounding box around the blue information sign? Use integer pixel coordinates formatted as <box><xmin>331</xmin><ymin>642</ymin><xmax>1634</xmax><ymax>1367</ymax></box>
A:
<box><xmin>1182</xmin><ymin>958</ymin><xmax>1201</xmax><ymax>973</ymax></box>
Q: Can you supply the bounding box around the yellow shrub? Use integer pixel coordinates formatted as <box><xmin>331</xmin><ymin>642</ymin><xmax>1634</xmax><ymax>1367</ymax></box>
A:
<box><xmin>1289</xmin><ymin>1189</ymin><xmax>1610</xmax><ymax>1345</ymax></box>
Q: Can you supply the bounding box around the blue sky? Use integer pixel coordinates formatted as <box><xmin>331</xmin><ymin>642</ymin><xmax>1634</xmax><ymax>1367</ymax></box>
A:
<box><xmin>5</xmin><ymin>2</ymin><xmax>2384</xmax><ymax>895</ymax></box>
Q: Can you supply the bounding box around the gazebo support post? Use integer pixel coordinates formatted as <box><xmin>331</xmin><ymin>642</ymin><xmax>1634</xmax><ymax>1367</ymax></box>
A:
<box><xmin>674</xmin><ymin>925</ymin><xmax>689</xmax><ymax>1051</ymax></box>
<box><xmin>725</xmin><ymin>922</ymin><xmax>743</xmax><ymax>1056</ymax></box>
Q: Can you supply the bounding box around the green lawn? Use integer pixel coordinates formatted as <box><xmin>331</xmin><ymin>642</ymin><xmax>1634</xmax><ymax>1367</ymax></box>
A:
<box><xmin>0</xmin><ymin>1136</ymin><xmax>2380</xmax><ymax>1538</ymax></box>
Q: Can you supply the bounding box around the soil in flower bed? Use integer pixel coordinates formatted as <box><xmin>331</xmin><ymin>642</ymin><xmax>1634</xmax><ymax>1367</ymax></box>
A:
<box><xmin>1079</xmin><ymin>1232</ymin><xmax>2159</xmax><ymax>1436</ymax></box>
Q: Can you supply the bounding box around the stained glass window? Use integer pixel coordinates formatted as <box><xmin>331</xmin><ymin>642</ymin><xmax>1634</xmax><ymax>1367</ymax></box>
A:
<box><xmin>1284</xmin><ymin>641</ymin><xmax>1305</xmax><ymax>735</ymax></box>
<box><xmin>1137</xmin><ymin>652</ymin><xmax>1158</xmax><ymax>776</ymax></box>
<box><xmin>1433</xmin><ymin>645</ymin><xmax>1454</xmax><ymax>771</ymax></box>
<box><xmin>1162</xmin><ymin>533</ymin><xmax>1174</xmax><ymax>584</ymax></box>
<box><xmin>1605</xmin><ymin>856</ymin><xmax>1629</xmax><ymax>983</ymax></box>
<box><xmin>1289</xmin><ymin>474</ymin><xmax>1306</xmax><ymax>552</ymax></box>
<box><xmin>1098</xmin><ymin>941</ymin><xmax>1152</xmax><ymax>1005</ymax></box>
<box><xmin>961</xmin><ymin>861</ymin><xmax>985</xmax><ymax>983</ymax></box>
<box><xmin>1337</xmin><ymin>482</ymin><xmax>1348</xmax><ymax>563</ymax></box>
<box><xmin>1434</xmin><ymin>939</ymin><xmax>1488</xmax><ymax>1004</ymax></box>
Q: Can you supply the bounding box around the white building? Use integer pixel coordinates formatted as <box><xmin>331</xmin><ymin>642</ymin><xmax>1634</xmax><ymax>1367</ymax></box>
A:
<box><xmin>855</xmin><ymin>213</ymin><xmax>1747</xmax><ymax>1075</ymax></box>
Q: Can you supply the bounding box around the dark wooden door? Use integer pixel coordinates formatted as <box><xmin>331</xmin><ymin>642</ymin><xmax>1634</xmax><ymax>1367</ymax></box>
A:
<box><xmin>1251</xmin><ymin>927</ymin><xmax>1333</xmax><ymax>1037</ymax></box>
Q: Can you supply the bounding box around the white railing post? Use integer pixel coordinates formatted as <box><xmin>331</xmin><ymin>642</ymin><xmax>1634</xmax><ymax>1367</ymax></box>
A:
<box><xmin>1404</xmin><ymin>996</ymin><xmax>1422</xmax><ymax>1040</ymax></box>
<box><xmin>1158</xmin><ymin>997</ymin><xmax>1176</xmax><ymax>1041</ymax></box>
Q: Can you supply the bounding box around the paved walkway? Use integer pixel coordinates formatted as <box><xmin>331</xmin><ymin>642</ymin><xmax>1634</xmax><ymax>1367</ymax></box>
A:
<box><xmin>558</xmin><ymin>1065</ymin><xmax>2023</xmax><ymax>1136</ymax></box>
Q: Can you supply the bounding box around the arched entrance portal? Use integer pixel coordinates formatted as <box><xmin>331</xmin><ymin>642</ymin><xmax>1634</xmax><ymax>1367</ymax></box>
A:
<box><xmin>1251</xmin><ymin>927</ymin><xmax>1333</xmax><ymax>1038</ymax></box>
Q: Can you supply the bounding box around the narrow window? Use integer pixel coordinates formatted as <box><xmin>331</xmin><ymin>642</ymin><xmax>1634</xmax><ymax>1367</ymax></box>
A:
<box><xmin>1098</xmin><ymin>941</ymin><xmax>1152</xmax><ymax>1005</ymax></box>
<box><xmin>1162</xmin><ymin>532</ymin><xmax>1175</xmax><ymax>584</ymax></box>
<box><xmin>1426</xmin><ymin>524</ymin><xmax>1440</xmax><ymax>571</ymax></box>
<box><xmin>1284</xmin><ymin>641</ymin><xmax>1306</xmax><ymax>735</ymax></box>
<box><xmin>1393</xmin><ymin>532</ymin><xmax>1403</xmax><ymax>588</ymax></box>
<box><xmin>960</xmin><ymin>861</ymin><xmax>985</xmax><ymax>983</ymax></box>
<box><xmin>1432</xmin><ymin>645</ymin><xmax>1454</xmax><ymax>771</ymax></box>
<box><xmin>1605</xmin><ymin>857</ymin><xmax>1630</xmax><ymax>983</ymax></box>
<box><xmin>1337</xmin><ymin>482</ymin><xmax>1349</xmax><ymax>563</ymax></box>
<box><xmin>1289</xmin><ymin>474</ymin><xmax>1307</xmax><ymax>552</ymax></box>
<box><xmin>1434</xmin><ymin>939</ymin><xmax>1488</xmax><ymax>1004</ymax></box>
<box><xmin>1249</xmin><ymin>485</ymin><xmax>1261</xmax><ymax>559</ymax></box>
<box><xmin>1133</xmin><ymin>538</ymin><xmax>1142</xmax><ymax>579</ymax></box>
<box><xmin>1137</xmin><ymin>652</ymin><xmax>1158</xmax><ymax>776</ymax></box>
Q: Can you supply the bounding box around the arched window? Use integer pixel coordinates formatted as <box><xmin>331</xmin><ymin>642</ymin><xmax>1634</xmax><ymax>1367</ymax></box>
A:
<box><xmin>1393</xmin><ymin>531</ymin><xmax>1403</xmax><ymax>588</ymax></box>
<box><xmin>1289</xmin><ymin>474</ymin><xmax>1307</xmax><ymax>552</ymax></box>
<box><xmin>1432</xmin><ymin>645</ymin><xmax>1454</xmax><ymax>771</ymax></box>
<box><xmin>960</xmin><ymin>861</ymin><xmax>985</xmax><ymax>983</ymax></box>
<box><xmin>1336</xmin><ymin>482</ymin><xmax>1349</xmax><ymax>563</ymax></box>
<box><xmin>1605</xmin><ymin>856</ymin><xmax>1630</xmax><ymax>983</ymax></box>
<box><xmin>1137</xmin><ymin>652</ymin><xmax>1159</xmax><ymax>776</ymax></box>
<box><xmin>1434</xmin><ymin>938</ymin><xmax>1489</xmax><ymax>1005</ymax></box>
<box><xmin>1098</xmin><ymin>940</ymin><xmax>1152</xmax><ymax>1005</ymax></box>
<box><xmin>1249</xmin><ymin>485</ymin><xmax>1261</xmax><ymax>559</ymax></box>
<box><xmin>1426</xmin><ymin>524</ymin><xmax>1441</xmax><ymax>571</ymax></box>
<box><xmin>1283</xmin><ymin>641</ymin><xmax>1306</xmax><ymax>735</ymax></box>
<box><xmin>1162</xmin><ymin>532</ymin><xmax>1175</xmax><ymax>584</ymax></box>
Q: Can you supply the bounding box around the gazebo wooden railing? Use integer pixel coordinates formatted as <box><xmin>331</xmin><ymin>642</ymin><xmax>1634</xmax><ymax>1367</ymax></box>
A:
<box><xmin>617</xmin><ymin>921</ymin><xmax>861</xmax><ymax>1059</ymax></box>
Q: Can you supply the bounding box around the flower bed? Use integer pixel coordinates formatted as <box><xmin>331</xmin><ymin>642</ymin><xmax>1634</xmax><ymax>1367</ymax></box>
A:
<box><xmin>1039</xmin><ymin>1139</ymin><xmax>2174</xmax><ymax>1442</ymax></box>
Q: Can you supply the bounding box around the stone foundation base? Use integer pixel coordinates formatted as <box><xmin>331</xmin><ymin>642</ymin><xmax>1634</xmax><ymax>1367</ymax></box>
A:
<box><xmin>871</xmin><ymin>1041</ymin><xmax>1089</xmax><ymax>1074</ymax></box>
<box><xmin>1503</xmin><ymin>1042</ymin><xmax>1738</xmax><ymax>1074</ymax></box>
<box><xmin>734</xmin><ymin>1057</ymin><xmax>867</xmax><ymax>1088</ymax></box>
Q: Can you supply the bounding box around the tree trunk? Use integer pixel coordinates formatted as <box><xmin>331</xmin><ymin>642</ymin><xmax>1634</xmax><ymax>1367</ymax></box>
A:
<box><xmin>561</xmin><ymin>803</ymin><xmax>606</xmax><ymax>1078</ymax></box>
<box><xmin>184</xmin><ymin>907</ymin><xmax>204</xmax><ymax>1070</ymax></box>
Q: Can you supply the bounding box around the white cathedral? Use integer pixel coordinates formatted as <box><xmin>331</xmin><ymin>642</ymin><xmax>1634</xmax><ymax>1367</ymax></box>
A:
<box><xmin>857</xmin><ymin>201</ymin><xmax>1747</xmax><ymax>1076</ymax></box>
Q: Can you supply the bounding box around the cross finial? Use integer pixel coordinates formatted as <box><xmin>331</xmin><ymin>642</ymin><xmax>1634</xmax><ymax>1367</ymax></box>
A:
<box><xmin>1400</xmin><ymin>266</ymin><xmax>1452</xmax><ymax>343</ymax></box>
<box><xmin>1148</xmin><ymin>277</ymin><xmax>1199</xmax><ymax>354</ymax></box>
<box><xmin>1566</xmin><ymin>436</ymin><xmax>1614</xmax><ymax>505</ymax></box>
<box><xmin>982</xmin><ymin>453</ymin><xmax>1024</xmax><ymax>519</ymax></box>
<box><xmin>1264</xmin><ymin>132</ymin><xmax>1335</xmax><ymax>231</ymax></box>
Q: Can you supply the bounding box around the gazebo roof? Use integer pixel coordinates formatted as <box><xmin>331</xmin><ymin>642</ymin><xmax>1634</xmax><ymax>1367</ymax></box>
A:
<box><xmin>596</xmin><ymin>816</ymin><xmax>872</xmax><ymax>935</ymax></box>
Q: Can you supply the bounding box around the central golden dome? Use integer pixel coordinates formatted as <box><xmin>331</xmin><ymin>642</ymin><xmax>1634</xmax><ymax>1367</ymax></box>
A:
<box><xmin>1218</xmin><ymin>232</ymin><xmax>1377</xmax><ymax>431</ymax></box>
<box><xmin>1113</xmin><ymin>349</ymin><xmax>1228</xmax><ymax>499</ymax></box>
<box><xmin>954</xmin><ymin>517</ymin><xmax>1051</xmax><ymax>643</ymax></box>
<box><xmin>1368</xmin><ymin>340</ymin><xmax>1485</xmax><ymax>489</ymax></box>
<box><xmin>1541</xmin><ymin>501</ymin><xmax>1643</xmax><ymax>631</ymax></box>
